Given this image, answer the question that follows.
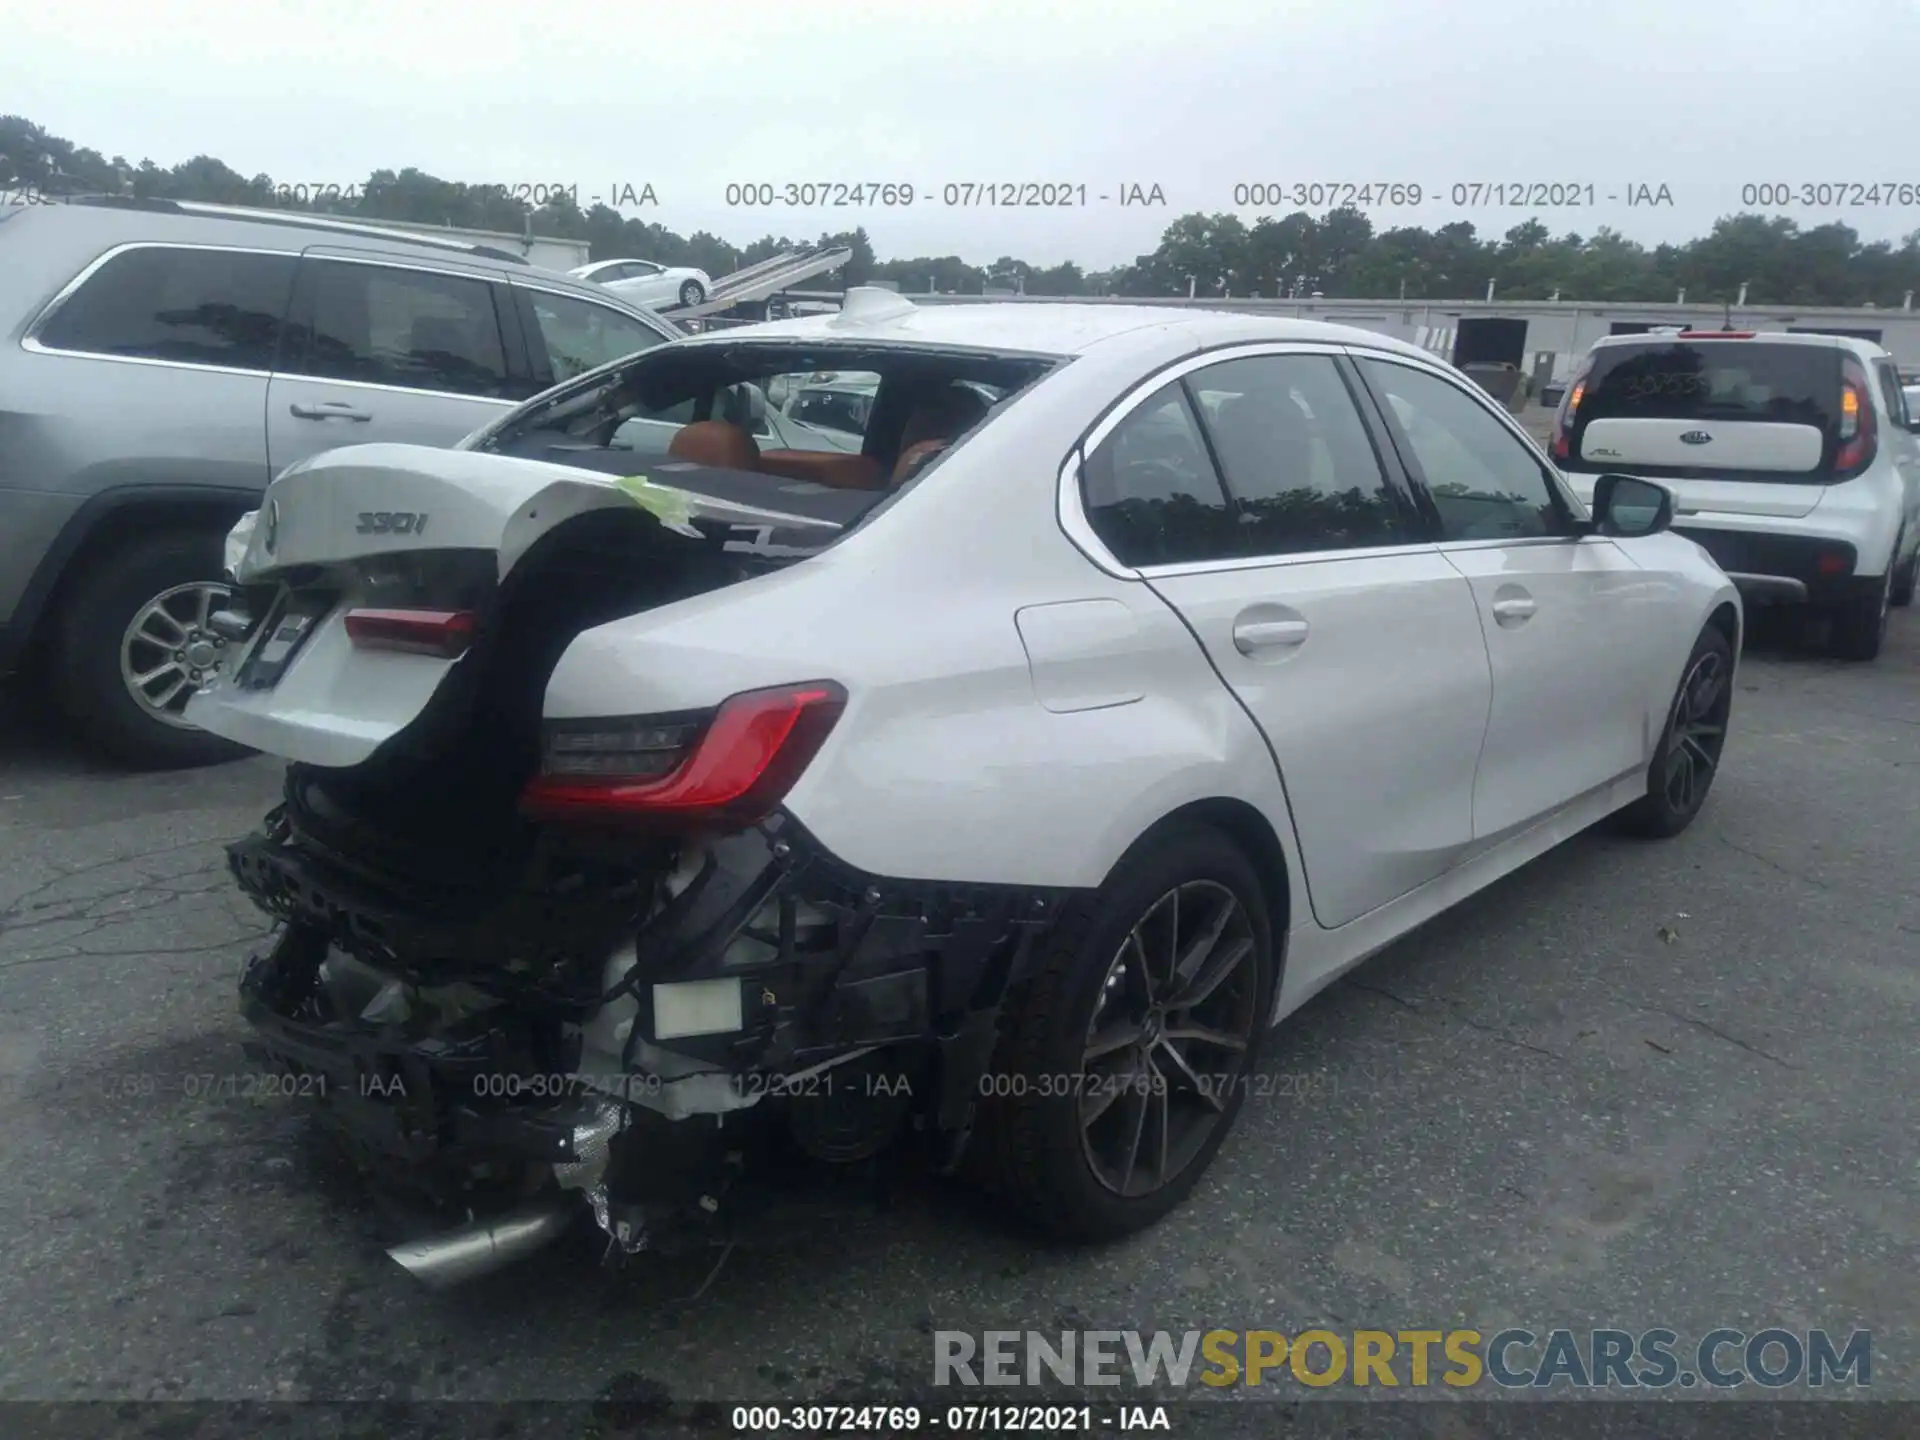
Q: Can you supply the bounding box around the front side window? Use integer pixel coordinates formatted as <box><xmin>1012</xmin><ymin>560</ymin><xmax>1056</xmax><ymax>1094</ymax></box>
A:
<box><xmin>1081</xmin><ymin>382</ymin><xmax>1239</xmax><ymax>567</ymax></box>
<box><xmin>1359</xmin><ymin>358</ymin><xmax>1564</xmax><ymax>542</ymax></box>
<box><xmin>1187</xmin><ymin>354</ymin><xmax>1409</xmax><ymax>555</ymax></box>
<box><xmin>526</xmin><ymin>289</ymin><xmax>667</xmax><ymax>382</ymax></box>
<box><xmin>36</xmin><ymin>245</ymin><xmax>296</xmax><ymax>370</ymax></box>
<box><xmin>289</xmin><ymin>261</ymin><xmax>511</xmax><ymax>398</ymax></box>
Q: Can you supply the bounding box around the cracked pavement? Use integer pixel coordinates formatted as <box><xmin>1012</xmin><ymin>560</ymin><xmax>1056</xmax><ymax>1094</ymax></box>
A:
<box><xmin>0</xmin><ymin>608</ymin><xmax>1915</xmax><ymax>1418</ymax></box>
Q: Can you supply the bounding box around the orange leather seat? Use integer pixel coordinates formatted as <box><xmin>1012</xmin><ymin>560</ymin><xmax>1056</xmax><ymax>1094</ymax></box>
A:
<box><xmin>890</xmin><ymin>439</ymin><xmax>951</xmax><ymax>484</ymax></box>
<box><xmin>756</xmin><ymin>451</ymin><xmax>887</xmax><ymax>489</ymax></box>
<box><xmin>888</xmin><ymin>386</ymin><xmax>991</xmax><ymax>484</ymax></box>
<box><xmin>668</xmin><ymin>420</ymin><xmax>760</xmax><ymax>470</ymax></box>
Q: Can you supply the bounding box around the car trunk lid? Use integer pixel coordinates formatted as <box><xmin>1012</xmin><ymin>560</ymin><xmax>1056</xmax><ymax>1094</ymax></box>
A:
<box><xmin>186</xmin><ymin>442</ymin><xmax>848</xmax><ymax>769</ymax></box>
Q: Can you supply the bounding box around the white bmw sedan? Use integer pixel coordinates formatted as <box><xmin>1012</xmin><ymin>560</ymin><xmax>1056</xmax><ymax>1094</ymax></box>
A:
<box><xmin>189</xmin><ymin>291</ymin><xmax>1741</xmax><ymax>1284</ymax></box>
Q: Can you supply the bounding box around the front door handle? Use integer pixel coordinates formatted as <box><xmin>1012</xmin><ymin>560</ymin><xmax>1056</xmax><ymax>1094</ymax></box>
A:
<box><xmin>1232</xmin><ymin>617</ymin><xmax>1309</xmax><ymax>653</ymax></box>
<box><xmin>289</xmin><ymin>401</ymin><xmax>373</xmax><ymax>421</ymax></box>
<box><xmin>1490</xmin><ymin>594</ymin><xmax>1537</xmax><ymax>625</ymax></box>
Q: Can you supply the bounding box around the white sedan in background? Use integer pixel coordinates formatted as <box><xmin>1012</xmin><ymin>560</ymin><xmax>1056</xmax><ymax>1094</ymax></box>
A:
<box><xmin>572</xmin><ymin>257</ymin><xmax>712</xmax><ymax>310</ymax></box>
<box><xmin>189</xmin><ymin>293</ymin><xmax>1742</xmax><ymax>1285</ymax></box>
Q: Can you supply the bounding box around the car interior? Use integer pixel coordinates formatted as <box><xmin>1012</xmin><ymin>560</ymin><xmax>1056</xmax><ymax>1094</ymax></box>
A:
<box><xmin>479</xmin><ymin>342</ymin><xmax>1058</xmax><ymax>502</ymax></box>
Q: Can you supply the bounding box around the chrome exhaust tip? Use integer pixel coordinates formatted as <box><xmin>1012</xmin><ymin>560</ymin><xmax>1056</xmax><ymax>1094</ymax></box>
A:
<box><xmin>385</xmin><ymin>1201</ymin><xmax>577</xmax><ymax>1289</ymax></box>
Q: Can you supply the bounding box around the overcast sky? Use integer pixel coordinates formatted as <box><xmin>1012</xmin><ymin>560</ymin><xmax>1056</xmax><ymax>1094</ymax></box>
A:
<box><xmin>6</xmin><ymin>0</ymin><xmax>1920</xmax><ymax>267</ymax></box>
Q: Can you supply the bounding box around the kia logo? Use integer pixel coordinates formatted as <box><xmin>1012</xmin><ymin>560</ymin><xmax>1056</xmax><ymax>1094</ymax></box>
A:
<box><xmin>1679</xmin><ymin>430</ymin><xmax>1713</xmax><ymax>446</ymax></box>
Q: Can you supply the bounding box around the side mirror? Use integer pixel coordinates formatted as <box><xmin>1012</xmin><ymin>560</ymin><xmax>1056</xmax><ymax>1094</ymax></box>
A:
<box><xmin>1591</xmin><ymin>473</ymin><xmax>1673</xmax><ymax>538</ymax></box>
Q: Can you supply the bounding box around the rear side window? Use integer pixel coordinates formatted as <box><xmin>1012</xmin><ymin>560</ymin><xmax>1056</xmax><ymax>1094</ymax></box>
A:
<box><xmin>35</xmin><ymin>245</ymin><xmax>296</xmax><ymax>370</ymax></box>
<box><xmin>1581</xmin><ymin>342</ymin><xmax>1839</xmax><ymax>431</ymax></box>
<box><xmin>1081</xmin><ymin>382</ymin><xmax>1239</xmax><ymax>567</ymax></box>
<box><xmin>1186</xmin><ymin>354</ymin><xmax>1410</xmax><ymax>554</ymax></box>
<box><xmin>286</xmin><ymin>260</ymin><xmax>511</xmax><ymax>398</ymax></box>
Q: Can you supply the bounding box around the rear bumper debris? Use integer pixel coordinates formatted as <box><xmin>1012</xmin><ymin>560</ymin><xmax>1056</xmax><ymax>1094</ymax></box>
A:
<box><xmin>227</xmin><ymin>807</ymin><xmax>1071</xmax><ymax>1276</ymax></box>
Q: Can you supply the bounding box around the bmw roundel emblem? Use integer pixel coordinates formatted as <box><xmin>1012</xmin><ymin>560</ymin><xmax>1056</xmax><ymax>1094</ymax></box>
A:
<box><xmin>1679</xmin><ymin>430</ymin><xmax>1713</xmax><ymax>446</ymax></box>
<box><xmin>263</xmin><ymin>499</ymin><xmax>279</xmax><ymax>553</ymax></box>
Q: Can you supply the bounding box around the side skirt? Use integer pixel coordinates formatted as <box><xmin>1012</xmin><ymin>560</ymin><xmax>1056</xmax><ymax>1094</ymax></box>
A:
<box><xmin>1271</xmin><ymin>768</ymin><xmax>1648</xmax><ymax>1024</ymax></box>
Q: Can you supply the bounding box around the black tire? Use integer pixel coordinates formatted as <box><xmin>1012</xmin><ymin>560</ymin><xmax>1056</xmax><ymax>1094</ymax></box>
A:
<box><xmin>968</xmin><ymin>824</ymin><xmax>1277</xmax><ymax>1242</ymax></box>
<box><xmin>678</xmin><ymin>280</ymin><xmax>705</xmax><ymax>308</ymax></box>
<box><xmin>51</xmin><ymin>528</ymin><xmax>254</xmax><ymax>769</ymax></box>
<box><xmin>1613</xmin><ymin>625</ymin><xmax>1734</xmax><ymax>839</ymax></box>
<box><xmin>1828</xmin><ymin>567</ymin><xmax>1891</xmax><ymax>661</ymax></box>
<box><xmin>1891</xmin><ymin>547</ymin><xmax>1916</xmax><ymax>608</ymax></box>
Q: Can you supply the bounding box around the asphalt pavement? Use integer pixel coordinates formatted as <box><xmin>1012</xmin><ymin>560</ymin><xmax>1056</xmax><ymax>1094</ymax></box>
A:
<box><xmin>0</xmin><ymin>609</ymin><xmax>1915</xmax><ymax>1422</ymax></box>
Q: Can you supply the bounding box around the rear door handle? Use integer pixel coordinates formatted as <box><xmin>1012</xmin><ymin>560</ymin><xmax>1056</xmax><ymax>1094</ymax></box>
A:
<box><xmin>1491</xmin><ymin>595</ymin><xmax>1537</xmax><ymax>624</ymax></box>
<box><xmin>289</xmin><ymin>401</ymin><xmax>373</xmax><ymax>421</ymax></box>
<box><xmin>1232</xmin><ymin>617</ymin><xmax>1309</xmax><ymax>653</ymax></box>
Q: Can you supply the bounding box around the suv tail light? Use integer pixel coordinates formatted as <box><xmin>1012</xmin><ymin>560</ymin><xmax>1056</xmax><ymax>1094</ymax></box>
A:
<box><xmin>1550</xmin><ymin>356</ymin><xmax>1596</xmax><ymax>461</ymax></box>
<box><xmin>1836</xmin><ymin>357</ymin><xmax>1877</xmax><ymax>475</ymax></box>
<box><xmin>343</xmin><ymin>608</ymin><xmax>476</xmax><ymax>658</ymax></box>
<box><xmin>520</xmin><ymin>681</ymin><xmax>848</xmax><ymax>828</ymax></box>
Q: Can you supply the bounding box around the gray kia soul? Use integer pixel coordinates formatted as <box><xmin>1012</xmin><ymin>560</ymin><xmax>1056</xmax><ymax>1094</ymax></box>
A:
<box><xmin>0</xmin><ymin>197</ymin><xmax>680</xmax><ymax>766</ymax></box>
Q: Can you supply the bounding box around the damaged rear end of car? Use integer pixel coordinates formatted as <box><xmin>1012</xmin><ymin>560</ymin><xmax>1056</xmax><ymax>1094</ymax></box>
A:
<box><xmin>189</xmin><ymin>334</ymin><xmax>1070</xmax><ymax>1284</ymax></box>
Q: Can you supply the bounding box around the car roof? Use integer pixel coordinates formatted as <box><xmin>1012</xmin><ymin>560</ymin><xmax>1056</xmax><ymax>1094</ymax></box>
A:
<box><xmin>680</xmin><ymin>296</ymin><xmax>1442</xmax><ymax>362</ymax></box>
<box><xmin>1589</xmin><ymin>328</ymin><xmax>1891</xmax><ymax>361</ymax></box>
<box><xmin>22</xmin><ymin>195</ymin><xmax>535</xmax><ymax>266</ymax></box>
<box><xmin>2</xmin><ymin>200</ymin><xmax>681</xmax><ymax>331</ymax></box>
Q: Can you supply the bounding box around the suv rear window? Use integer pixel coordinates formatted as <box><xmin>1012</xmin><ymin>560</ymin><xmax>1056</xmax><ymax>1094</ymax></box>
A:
<box><xmin>35</xmin><ymin>245</ymin><xmax>297</xmax><ymax>371</ymax></box>
<box><xmin>1581</xmin><ymin>341</ymin><xmax>1839</xmax><ymax>431</ymax></box>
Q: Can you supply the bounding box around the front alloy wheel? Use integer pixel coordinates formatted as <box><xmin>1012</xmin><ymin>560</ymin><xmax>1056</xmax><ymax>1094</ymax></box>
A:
<box><xmin>1615</xmin><ymin>624</ymin><xmax>1734</xmax><ymax>838</ymax></box>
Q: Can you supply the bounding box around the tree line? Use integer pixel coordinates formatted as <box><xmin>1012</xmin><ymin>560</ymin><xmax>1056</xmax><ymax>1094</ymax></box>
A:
<box><xmin>8</xmin><ymin>114</ymin><xmax>1920</xmax><ymax>308</ymax></box>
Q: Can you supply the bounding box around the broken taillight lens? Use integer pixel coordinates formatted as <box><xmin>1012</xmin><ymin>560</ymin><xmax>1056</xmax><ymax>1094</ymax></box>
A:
<box><xmin>343</xmin><ymin>608</ymin><xmax>476</xmax><ymax>658</ymax></box>
<box><xmin>520</xmin><ymin>681</ymin><xmax>848</xmax><ymax>827</ymax></box>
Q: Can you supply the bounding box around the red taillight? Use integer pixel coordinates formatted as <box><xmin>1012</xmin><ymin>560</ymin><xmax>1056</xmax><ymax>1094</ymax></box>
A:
<box><xmin>519</xmin><ymin>681</ymin><xmax>848</xmax><ymax>827</ymax></box>
<box><xmin>1817</xmin><ymin>550</ymin><xmax>1851</xmax><ymax>576</ymax></box>
<box><xmin>343</xmin><ymin>608</ymin><xmax>476</xmax><ymax>657</ymax></box>
<box><xmin>1835</xmin><ymin>358</ymin><xmax>1877</xmax><ymax>473</ymax></box>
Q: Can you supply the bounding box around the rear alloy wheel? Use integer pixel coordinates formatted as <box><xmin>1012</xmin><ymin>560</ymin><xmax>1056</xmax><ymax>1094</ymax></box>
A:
<box><xmin>678</xmin><ymin>279</ymin><xmax>705</xmax><ymax>308</ymax></box>
<box><xmin>970</xmin><ymin>825</ymin><xmax>1276</xmax><ymax>1241</ymax></box>
<box><xmin>1613</xmin><ymin>625</ymin><xmax>1734</xmax><ymax>838</ymax></box>
<box><xmin>1828</xmin><ymin>565</ymin><xmax>1891</xmax><ymax>661</ymax></box>
<box><xmin>52</xmin><ymin>529</ymin><xmax>254</xmax><ymax>768</ymax></box>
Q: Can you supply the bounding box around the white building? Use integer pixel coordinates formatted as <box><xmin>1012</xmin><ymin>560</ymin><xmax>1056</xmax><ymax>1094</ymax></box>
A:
<box><xmin>908</xmin><ymin>293</ymin><xmax>1920</xmax><ymax>377</ymax></box>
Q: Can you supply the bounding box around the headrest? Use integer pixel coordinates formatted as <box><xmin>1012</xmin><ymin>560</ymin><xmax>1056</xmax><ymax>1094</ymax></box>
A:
<box><xmin>898</xmin><ymin>384</ymin><xmax>992</xmax><ymax>453</ymax></box>
<box><xmin>668</xmin><ymin>420</ymin><xmax>760</xmax><ymax>470</ymax></box>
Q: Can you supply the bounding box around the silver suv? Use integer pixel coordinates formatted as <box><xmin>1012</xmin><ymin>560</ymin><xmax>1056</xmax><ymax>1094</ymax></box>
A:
<box><xmin>0</xmin><ymin>197</ymin><xmax>680</xmax><ymax>766</ymax></box>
